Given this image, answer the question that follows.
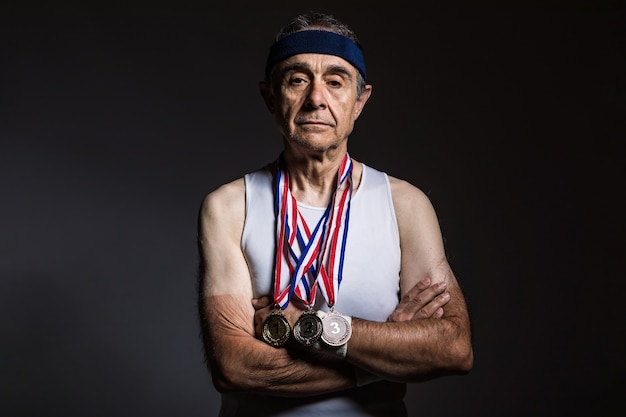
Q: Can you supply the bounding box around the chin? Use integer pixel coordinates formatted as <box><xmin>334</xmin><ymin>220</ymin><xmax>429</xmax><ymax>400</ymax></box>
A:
<box><xmin>289</xmin><ymin>134</ymin><xmax>343</xmax><ymax>153</ymax></box>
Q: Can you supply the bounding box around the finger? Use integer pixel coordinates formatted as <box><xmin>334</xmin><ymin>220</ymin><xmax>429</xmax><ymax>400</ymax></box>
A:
<box><xmin>395</xmin><ymin>281</ymin><xmax>447</xmax><ymax>317</ymax></box>
<box><xmin>403</xmin><ymin>277</ymin><xmax>434</xmax><ymax>300</ymax></box>
<box><xmin>254</xmin><ymin>308</ymin><xmax>271</xmax><ymax>339</ymax></box>
<box><xmin>252</xmin><ymin>295</ymin><xmax>274</xmax><ymax>310</ymax></box>
<box><xmin>416</xmin><ymin>277</ymin><xmax>431</xmax><ymax>291</ymax></box>
<box><xmin>402</xmin><ymin>280</ymin><xmax>446</xmax><ymax>306</ymax></box>
<box><xmin>254</xmin><ymin>314</ymin><xmax>261</xmax><ymax>337</ymax></box>
<box><xmin>412</xmin><ymin>291</ymin><xmax>450</xmax><ymax>320</ymax></box>
<box><xmin>388</xmin><ymin>279</ymin><xmax>449</xmax><ymax>322</ymax></box>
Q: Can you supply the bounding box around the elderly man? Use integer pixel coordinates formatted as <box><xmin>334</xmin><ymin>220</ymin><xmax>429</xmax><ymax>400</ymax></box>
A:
<box><xmin>197</xmin><ymin>11</ymin><xmax>473</xmax><ymax>417</ymax></box>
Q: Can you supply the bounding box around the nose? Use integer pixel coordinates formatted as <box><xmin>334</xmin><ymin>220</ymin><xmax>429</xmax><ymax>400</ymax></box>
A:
<box><xmin>304</xmin><ymin>81</ymin><xmax>327</xmax><ymax>109</ymax></box>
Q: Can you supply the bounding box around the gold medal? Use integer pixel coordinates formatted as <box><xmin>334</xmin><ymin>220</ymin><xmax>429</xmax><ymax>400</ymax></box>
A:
<box><xmin>262</xmin><ymin>308</ymin><xmax>291</xmax><ymax>347</ymax></box>
<box><xmin>293</xmin><ymin>309</ymin><xmax>323</xmax><ymax>346</ymax></box>
<box><xmin>321</xmin><ymin>310</ymin><xmax>352</xmax><ymax>347</ymax></box>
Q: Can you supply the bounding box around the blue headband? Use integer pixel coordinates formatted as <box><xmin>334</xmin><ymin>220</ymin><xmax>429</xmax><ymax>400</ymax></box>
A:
<box><xmin>265</xmin><ymin>30</ymin><xmax>366</xmax><ymax>80</ymax></box>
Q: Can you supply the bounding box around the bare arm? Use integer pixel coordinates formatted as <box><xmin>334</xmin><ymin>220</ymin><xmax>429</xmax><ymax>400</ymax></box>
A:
<box><xmin>197</xmin><ymin>178</ymin><xmax>356</xmax><ymax>397</ymax></box>
<box><xmin>345</xmin><ymin>177</ymin><xmax>473</xmax><ymax>382</ymax></box>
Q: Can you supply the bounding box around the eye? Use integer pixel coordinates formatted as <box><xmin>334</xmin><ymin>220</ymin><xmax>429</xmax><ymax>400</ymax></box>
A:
<box><xmin>327</xmin><ymin>79</ymin><xmax>343</xmax><ymax>88</ymax></box>
<box><xmin>287</xmin><ymin>73</ymin><xmax>309</xmax><ymax>87</ymax></box>
<box><xmin>325</xmin><ymin>74</ymin><xmax>345</xmax><ymax>88</ymax></box>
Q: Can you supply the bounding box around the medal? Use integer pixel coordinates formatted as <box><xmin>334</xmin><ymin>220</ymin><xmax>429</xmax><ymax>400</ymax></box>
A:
<box><xmin>270</xmin><ymin>153</ymin><xmax>354</xmax><ymax>348</ymax></box>
<box><xmin>261</xmin><ymin>157</ymin><xmax>298</xmax><ymax>348</ymax></box>
<box><xmin>321</xmin><ymin>310</ymin><xmax>352</xmax><ymax>347</ymax></box>
<box><xmin>293</xmin><ymin>309</ymin><xmax>323</xmax><ymax>346</ymax></box>
<box><xmin>262</xmin><ymin>307</ymin><xmax>291</xmax><ymax>347</ymax></box>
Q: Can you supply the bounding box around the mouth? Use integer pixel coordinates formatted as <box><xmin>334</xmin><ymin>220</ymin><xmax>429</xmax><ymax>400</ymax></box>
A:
<box><xmin>296</xmin><ymin>119</ymin><xmax>334</xmax><ymax>127</ymax></box>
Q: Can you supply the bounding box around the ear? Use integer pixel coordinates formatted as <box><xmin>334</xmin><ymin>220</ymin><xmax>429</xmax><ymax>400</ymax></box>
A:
<box><xmin>353</xmin><ymin>84</ymin><xmax>372</xmax><ymax>120</ymax></box>
<box><xmin>259</xmin><ymin>81</ymin><xmax>275</xmax><ymax>114</ymax></box>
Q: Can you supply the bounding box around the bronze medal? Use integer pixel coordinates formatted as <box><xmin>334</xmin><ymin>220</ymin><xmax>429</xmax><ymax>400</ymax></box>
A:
<box><xmin>293</xmin><ymin>310</ymin><xmax>323</xmax><ymax>346</ymax></box>
<box><xmin>321</xmin><ymin>310</ymin><xmax>352</xmax><ymax>347</ymax></box>
<box><xmin>262</xmin><ymin>309</ymin><xmax>291</xmax><ymax>347</ymax></box>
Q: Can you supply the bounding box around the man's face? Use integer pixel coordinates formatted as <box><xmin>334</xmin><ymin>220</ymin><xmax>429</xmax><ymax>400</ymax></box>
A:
<box><xmin>265</xmin><ymin>53</ymin><xmax>371</xmax><ymax>153</ymax></box>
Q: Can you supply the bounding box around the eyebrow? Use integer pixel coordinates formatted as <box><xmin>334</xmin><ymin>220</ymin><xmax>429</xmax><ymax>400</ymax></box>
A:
<box><xmin>279</xmin><ymin>61</ymin><xmax>354</xmax><ymax>80</ymax></box>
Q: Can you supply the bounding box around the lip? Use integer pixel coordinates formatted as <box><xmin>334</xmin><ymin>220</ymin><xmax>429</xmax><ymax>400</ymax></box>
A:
<box><xmin>296</xmin><ymin>120</ymin><xmax>332</xmax><ymax>126</ymax></box>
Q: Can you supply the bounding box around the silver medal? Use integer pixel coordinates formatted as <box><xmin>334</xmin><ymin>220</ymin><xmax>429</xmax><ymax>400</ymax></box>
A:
<box><xmin>321</xmin><ymin>310</ymin><xmax>352</xmax><ymax>347</ymax></box>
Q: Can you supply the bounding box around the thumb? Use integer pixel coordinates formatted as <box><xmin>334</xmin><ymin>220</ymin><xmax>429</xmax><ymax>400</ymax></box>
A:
<box><xmin>252</xmin><ymin>295</ymin><xmax>273</xmax><ymax>309</ymax></box>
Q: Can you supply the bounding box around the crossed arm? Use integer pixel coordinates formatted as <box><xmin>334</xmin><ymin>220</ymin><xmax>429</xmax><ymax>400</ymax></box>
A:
<box><xmin>197</xmin><ymin>176</ymin><xmax>473</xmax><ymax>397</ymax></box>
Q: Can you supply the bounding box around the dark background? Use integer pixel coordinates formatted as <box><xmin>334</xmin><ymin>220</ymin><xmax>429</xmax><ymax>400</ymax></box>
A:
<box><xmin>1</xmin><ymin>2</ymin><xmax>624</xmax><ymax>416</ymax></box>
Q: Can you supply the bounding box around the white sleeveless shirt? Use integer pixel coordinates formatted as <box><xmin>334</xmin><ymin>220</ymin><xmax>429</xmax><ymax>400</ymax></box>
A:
<box><xmin>242</xmin><ymin>162</ymin><xmax>401</xmax><ymax>321</ymax></box>
<box><xmin>219</xmin><ymin>162</ymin><xmax>407</xmax><ymax>417</ymax></box>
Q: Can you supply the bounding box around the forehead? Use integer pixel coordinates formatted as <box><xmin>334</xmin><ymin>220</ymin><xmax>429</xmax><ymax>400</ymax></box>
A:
<box><xmin>278</xmin><ymin>53</ymin><xmax>357</xmax><ymax>76</ymax></box>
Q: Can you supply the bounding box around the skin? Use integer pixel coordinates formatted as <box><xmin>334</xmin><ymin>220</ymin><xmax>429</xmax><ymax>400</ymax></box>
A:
<box><xmin>198</xmin><ymin>51</ymin><xmax>473</xmax><ymax>397</ymax></box>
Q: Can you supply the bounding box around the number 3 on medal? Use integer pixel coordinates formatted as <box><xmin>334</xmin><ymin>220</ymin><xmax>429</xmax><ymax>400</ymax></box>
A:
<box><xmin>321</xmin><ymin>312</ymin><xmax>352</xmax><ymax>347</ymax></box>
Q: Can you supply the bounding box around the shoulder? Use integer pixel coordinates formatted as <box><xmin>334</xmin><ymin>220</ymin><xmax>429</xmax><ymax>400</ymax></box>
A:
<box><xmin>388</xmin><ymin>175</ymin><xmax>437</xmax><ymax>218</ymax></box>
<box><xmin>388</xmin><ymin>175</ymin><xmax>444</xmax><ymax>255</ymax></box>
<box><xmin>199</xmin><ymin>177</ymin><xmax>246</xmax><ymax>233</ymax></box>
<box><xmin>201</xmin><ymin>177</ymin><xmax>245</xmax><ymax>212</ymax></box>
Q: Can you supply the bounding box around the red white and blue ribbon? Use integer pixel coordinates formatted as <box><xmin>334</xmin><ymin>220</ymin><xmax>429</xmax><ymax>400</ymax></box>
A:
<box><xmin>273</xmin><ymin>153</ymin><xmax>353</xmax><ymax>310</ymax></box>
<box><xmin>316</xmin><ymin>156</ymin><xmax>352</xmax><ymax>308</ymax></box>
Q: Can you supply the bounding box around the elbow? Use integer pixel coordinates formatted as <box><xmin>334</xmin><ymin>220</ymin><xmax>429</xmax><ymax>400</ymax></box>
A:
<box><xmin>212</xmin><ymin>376</ymin><xmax>232</xmax><ymax>394</ymax></box>
<box><xmin>209</xmin><ymin>357</ymin><xmax>253</xmax><ymax>394</ymax></box>
<box><xmin>456</xmin><ymin>344</ymin><xmax>474</xmax><ymax>374</ymax></box>
<box><xmin>210</xmin><ymin>365</ymin><xmax>238</xmax><ymax>394</ymax></box>
<box><xmin>443</xmin><ymin>316</ymin><xmax>474</xmax><ymax>375</ymax></box>
<box><xmin>213</xmin><ymin>378</ymin><xmax>242</xmax><ymax>395</ymax></box>
<box><xmin>448</xmin><ymin>336</ymin><xmax>474</xmax><ymax>375</ymax></box>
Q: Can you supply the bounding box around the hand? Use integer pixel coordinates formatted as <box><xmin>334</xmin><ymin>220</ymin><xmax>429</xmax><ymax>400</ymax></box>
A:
<box><xmin>252</xmin><ymin>295</ymin><xmax>274</xmax><ymax>339</ymax></box>
<box><xmin>252</xmin><ymin>296</ymin><xmax>307</xmax><ymax>339</ymax></box>
<box><xmin>387</xmin><ymin>277</ymin><xmax>450</xmax><ymax>322</ymax></box>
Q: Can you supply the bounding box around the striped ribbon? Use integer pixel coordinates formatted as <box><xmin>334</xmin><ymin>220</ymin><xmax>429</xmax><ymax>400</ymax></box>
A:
<box><xmin>273</xmin><ymin>153</ymin><xmax>353</xmax><ymax>309</ymax></box>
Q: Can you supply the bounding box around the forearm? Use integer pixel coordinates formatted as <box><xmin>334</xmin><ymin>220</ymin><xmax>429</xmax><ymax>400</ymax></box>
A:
<box><xmin>211</xmin><ymin>337</ymin><xmax>355</xmax><ymax>397</ymax></box>
<box><xmin>345</xmin><ymin>289</ymin><xmax>473</xmax><ymax>382</ymax></box>
<box><xmin>202</xmin><ymin>294</ymin><xmax>356</xmax><ymax>397</ymax></box>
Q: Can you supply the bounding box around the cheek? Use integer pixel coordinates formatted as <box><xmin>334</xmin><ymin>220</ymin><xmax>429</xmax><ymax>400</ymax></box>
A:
<box><xmin>274</xmin><ymin>106</ymin><xmax>296</xmax><ymax>132</ymax></box>
<box><xmin>278</xmin><ymin>101</ymin><xmax>299</xmax><ymax>123</ymax></box>
<box><xmin>277</xmin><ymin>107</ymin><xmax>293</xmax><ymax>126</ymax></box>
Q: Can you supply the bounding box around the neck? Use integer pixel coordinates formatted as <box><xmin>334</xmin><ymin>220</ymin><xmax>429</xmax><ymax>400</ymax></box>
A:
<box><xmin>281</xmin><ymin>147</ymin><xmax>348</xmax><ymax>207</ymax></box>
